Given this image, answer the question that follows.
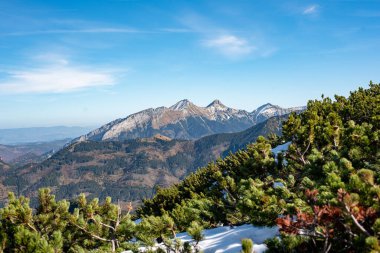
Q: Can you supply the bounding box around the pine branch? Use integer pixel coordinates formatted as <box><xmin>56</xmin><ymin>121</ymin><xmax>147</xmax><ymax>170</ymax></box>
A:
<box><xmin>343</xmin><ymin>204</ymin><xmax>371</xmax><ymax>236</ymax></box>
<box><xmin>295</xmin><ymin>140</ymin><xmax>311</xmax><ymax>165</ymax></box>
<box><xmin>71</xmin><ymin>222</ymin><xmax>113</xmax><ymax>243</ymax></box>
<box><xmin>90</xmin><ymin>216</ymin><xmax>116</xmax><ymax>231</ymax></box>
<box><xmin>26</xmin><ymin>222</ymin><xmax>38</xmax><ymax>233</ymax></box>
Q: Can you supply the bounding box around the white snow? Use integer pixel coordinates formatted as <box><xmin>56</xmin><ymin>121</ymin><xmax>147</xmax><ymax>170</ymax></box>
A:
<box><xmin>178</xmin><ymin>224</ymin><xmax>278</xmax><ymax>253</ymax></box>
<box><xmin>102</xmin><ymin>111</ymin><xmax>152</xmax><ymax>140</ymax></box>
<box><xmin>272</xmin><ymin>142</ymin><xmax>290</xmax><ymax>165</ymax></box>
<box><xmin>75</xmin><ymin>100</ymin><xmax>304</xmax><ymax>143</ymax></box>
<box><xmin>273</xmin><ymin>181</ymin><xmax>284</xmax><ymax>188</ymax></box>
<box><xmin>271</xmin><ymin>142</ymin><xmax>290</xmax><ymax>155</ymax></box>
<box><xmin>170</xmin><ymin>99</ymin><xmax>193</xmax><ymax>111</ymax></box>
<box><xmin>123</xmin><ymin>224</ymin><xmax>278</xmax><ymax>253</ymax></box>
<box><xmin>206</xmin><ymin>100</ymin><xmax>228</xmax><ymax>112</ymax></box>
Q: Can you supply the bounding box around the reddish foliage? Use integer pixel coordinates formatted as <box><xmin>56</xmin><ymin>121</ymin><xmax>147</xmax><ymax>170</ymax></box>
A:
<box><xmin>305</xmin><ymin>189</ymin><xmax>318</xmax><ymax>202</ymax></box>
<box><xmin>277</xmin><ymin>188</ymin><xmax>377</xmax><ymax>243</ymax></box>
<box><xmin>277</xmin><ymin>205</ymin><xmax>342</xmax><ymax>238</ymax></box>
<box><xmin>337</xmin><ymin>188</ymin><xmax>377</xmax><ymax>222</ymax></box>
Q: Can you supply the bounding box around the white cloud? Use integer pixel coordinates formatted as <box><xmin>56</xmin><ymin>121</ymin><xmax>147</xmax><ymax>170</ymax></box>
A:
<box><xmin>203</xmin><ymin>35</ymin><xmax>255</xmax><ymax>58</ymax></box>
<box><xmin>0</xmin><ymin>56</ymin><xmax>117</xmax><ymax>93</ymax></box>
<box><xmin>303</xmin><ymin>5</ymin><xmax>319</xmax><ymax>15</ymax></box>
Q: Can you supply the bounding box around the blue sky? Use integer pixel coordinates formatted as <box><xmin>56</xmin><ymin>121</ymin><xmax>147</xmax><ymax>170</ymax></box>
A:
<box><xmin>0</xmin><ymin>0</ymin><xmax>379</xmax><ymax>128</ymax></box>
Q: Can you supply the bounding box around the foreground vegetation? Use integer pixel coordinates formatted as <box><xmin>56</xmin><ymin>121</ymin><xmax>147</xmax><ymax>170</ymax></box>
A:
<box><xmin>0</xmin><ymin>83</ymin><xmax>378</xmax><ymax>252</ymax></box>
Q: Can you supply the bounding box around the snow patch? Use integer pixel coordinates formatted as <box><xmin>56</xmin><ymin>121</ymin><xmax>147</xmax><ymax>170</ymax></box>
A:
<box><xmin>272</xmin><ymin>142</ymin><xmax>290</xmax><ymax>165</ymax></box>
<box><xmin>123</xmin><ymin>224</ymin><xmax>278</xmax><ymax>253</ymax></box>
<box><xmin>271</xmin><ymin>142</ymin><xmax>290</xmax><ymax>155</ymax></box>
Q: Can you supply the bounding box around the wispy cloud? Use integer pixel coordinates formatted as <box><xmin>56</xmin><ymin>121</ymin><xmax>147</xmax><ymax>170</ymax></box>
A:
<box><xmin>2</xmin><ymin>27</ymin><xmax>201</xmax><ymax>37</ymax></box>
<box><xmin>158</xmin><ymin>28</ymin><xmax>193</xmax><ymax>33</ymax></box>
<box><xmin>0</xmin><ymin>18</ymin><xmax>199</xmax><ymax>37</ymax></box>
<box><xmin>303</xmin><ymin>4</ymin><xmax>319</xmax><ymax>15</ymax></box>
<box><xmin>0</xmin><ymin>55</ymin><xmax>118</xmax><ymax>93</ymax></box>
<box><xmin>202</xmin><ymin>35</ymin><xmax>255</xmax><ymax>58</ymax></box>
<box><xmin>2</xmin><ymin>27</ymin><xmax>142</xmax><ymax>36</ymax></box>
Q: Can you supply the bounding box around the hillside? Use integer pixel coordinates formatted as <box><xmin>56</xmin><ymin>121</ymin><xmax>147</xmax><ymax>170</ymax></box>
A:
<box><xmin>74</xmin><ymin>99</ymin><xmax>303</xmax><ymax>142</ymax></box>
<box><xmin>0</xmin><ymin>116</ymin><xmax>286</xmax><ymax>206</ymax></box>
<box><xmin>0</xmin><ymin>160</ymin><xmax>11</xmax><ymax>202</ymax></box>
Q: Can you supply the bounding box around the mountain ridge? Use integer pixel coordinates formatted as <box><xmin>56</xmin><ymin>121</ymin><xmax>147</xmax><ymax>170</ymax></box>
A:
<box><xmin>74</xmin><ymin>99</ymin><xmax>304</xmax><ymax>142</ymax></box>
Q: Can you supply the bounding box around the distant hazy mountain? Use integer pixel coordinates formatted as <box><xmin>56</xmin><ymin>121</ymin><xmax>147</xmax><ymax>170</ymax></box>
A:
<box><xmin>0</xmin><ymin>126</ymin><xmax>93</xmax><ymax>145</ymax></box>
<box><xmin>0</xmin><ymin>139</ymin><xmax>71</xmax><ymax>165</ymax></box>
<box><xmin>1</xmin><ymin>116</ymin><xmax>286</xmax><ymax>206</ymax></box>
<box><xmin>74</xmin><ymin>99</ymin><xmax>303</xmax><ymax>142</ymax></box>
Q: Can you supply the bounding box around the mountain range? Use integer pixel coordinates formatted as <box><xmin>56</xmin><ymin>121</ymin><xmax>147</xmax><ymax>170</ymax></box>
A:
<box><xmin>0</xmin><ymin>116</ymin><xmax>287</xmax><ymax>207</ymax></box>
<box><xmin>74</xmin><ymin>99</ymin><xmax>304</xmax><ymax>142</ymax></box>
<box><xmin>0</xmin><ymin>99</ymin><xmax>304</xmax><ymax>207</ymax></box>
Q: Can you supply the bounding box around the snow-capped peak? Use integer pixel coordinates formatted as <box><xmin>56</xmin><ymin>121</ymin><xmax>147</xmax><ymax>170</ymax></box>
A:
<box><xmin>255</xmin><ymin>103</ymin><xmax>274</xmax><ymax>111</ymax></box>
<box><xmin>207</xmin><ymin>99</ymin><xmax>227</xmax><ymax>110</ymax></box>
<box><xmin>251</xmin><ymin>103</ymin><xmax>278</xmax><ymax>115</ymax></box>
<box><xmin>73</xmin><ymin>99</ymin><xmax>304</xmax><ymax>143</ymax></box>
<box><xmin>169</xmin><ymin>99</ymin><xmax>194</xmax><ymax>111</ymax></box>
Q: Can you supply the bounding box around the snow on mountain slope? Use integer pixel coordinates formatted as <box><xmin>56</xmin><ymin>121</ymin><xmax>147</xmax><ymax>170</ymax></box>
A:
<box><xmin>74</xmin><ymin>100</ymin><xmax>304</xmax><ymax>142</ymax></box>
<box><xmin>251</xmin><ymin>103</ymin><xmax>305</xmax><ymax>123</ymax></box>
<box><xmin>169</xmin><ymin>99</ymin><xmax>195</xmax><ymax>111</ymax></box>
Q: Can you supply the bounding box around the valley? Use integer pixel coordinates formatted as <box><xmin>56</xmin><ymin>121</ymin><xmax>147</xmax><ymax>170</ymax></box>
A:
<box><xmin>0</xmin><ymin>115</ymin><xmax>287</xmax><ymax>207</ymax></box>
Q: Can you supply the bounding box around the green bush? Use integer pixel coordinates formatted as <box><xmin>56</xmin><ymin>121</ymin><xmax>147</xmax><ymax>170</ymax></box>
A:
<box><xmin>241</xmin><ymin>238</ymin><xmax>254</xmax><ymax>253</ymax></box>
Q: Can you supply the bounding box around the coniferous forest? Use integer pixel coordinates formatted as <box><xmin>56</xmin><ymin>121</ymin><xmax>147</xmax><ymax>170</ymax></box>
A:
<box><xmin>0</xmin><ymin>83</ymin><xmax>379</xmax><ymax>252</ymax></box>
